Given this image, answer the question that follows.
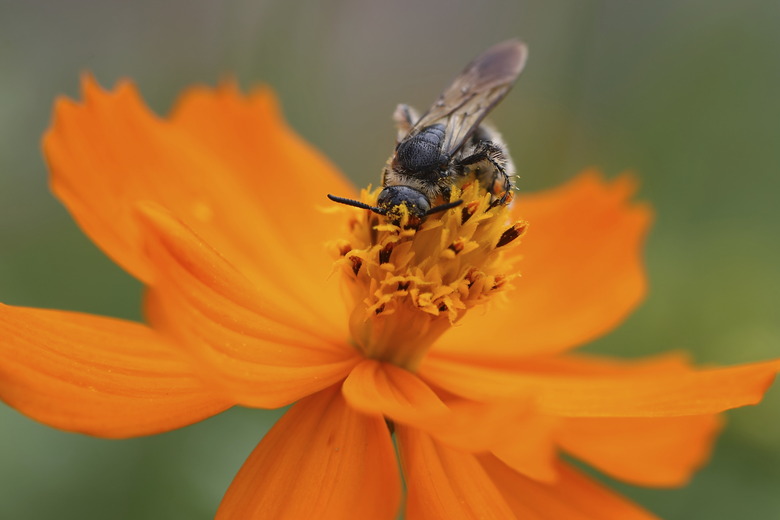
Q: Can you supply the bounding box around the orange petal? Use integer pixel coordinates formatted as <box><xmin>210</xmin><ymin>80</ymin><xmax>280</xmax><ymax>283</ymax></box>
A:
<box><xmin>217</xmin><ymin>385</ymin><xmax>400</xmax><ymax>520</ymax></box>
<box><xmin>490</xmin><ymin>412</ymin><xmax>560</xmax><ymax>483</ymax></box>
<box><xmin>171</xmin><ymin>81</ymin><xmax>357</xmax><ymax>221</ymax></box>
<box><xmin>170</xmin><ymin>82</ymin><xmax>357</xmax><ymax>327</ymax></box>
<box><xmin>558</xmin><ymin>415</ymin><xmax>723</xmax><ymax>487</ymax></box>
<box><xmin>42</xmin><ymin>76</ymin><xmax>348</xmax><ymax>329</ymax></box>
<box><xmin>434</xmin><ymin>171</ymin><xmax>652</xmax><ymax>359</ymax></box>
<box><xmin>482</xmin><ymin>457</ymin><xmax>660</xmax><ymax>519</ymax></box>
<box><xmin>413</xmin><ymin>397</ymin><xmax>560</xmax><ymax>483</ymax></box>
<box><xmin>341</xmin><ymin>359</ymin><xmax>450</xmax><ymax>425</ymax></box>
<box><xmin>420</xmin><ymin>353</ymin><xmax>778</xmax><ymax>416</ymax></box>
<box><xmin>0</xmin><ymin>304</ymin><xmax>230</xmax><ymax>438</ymax></box>
<box><xmin>479</xmin><ymin>351</ymin><xmax>692</xmax><ymax>375</ymax></box>
<box><xmin>396</xmin><ymin>426</ymin><xmax>515</xmax><ymax>520</ymax></box>
<box><xmin>342</xmin><ymin>360</ymin><xmax>558</xmax><ymax>481</ymax></box>
<box><xmin>137</xmin><ymin>202</ymin><xmax>359</xmax><ymax>408</ymax></box>
<box><xmin>467</xmin><ymin>353</ymin><xmax>722</xmax><ymax>484</ymax></box>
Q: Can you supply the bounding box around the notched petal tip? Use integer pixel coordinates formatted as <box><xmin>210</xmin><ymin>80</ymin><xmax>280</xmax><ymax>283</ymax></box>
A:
<box><xmin>172</xmin><ymin>77</ymin><xmax>284</xmax><ymax>131</ymax></box>
<box><xmin>78</xmin><ymin>72</ymin><xmax>103</xmax><ymax>98</ymax></box>
<box><xmin>78</xmin><ymin>73</ymin><xmax>144</xmax><ymax>112</ymax></box>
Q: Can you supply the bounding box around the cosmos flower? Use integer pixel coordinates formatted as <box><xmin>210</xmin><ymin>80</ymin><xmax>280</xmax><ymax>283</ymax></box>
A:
<box><xmin>1</xmin><ymin>76</ymin><xmax>777</xmax><ymax>519</ymax></box>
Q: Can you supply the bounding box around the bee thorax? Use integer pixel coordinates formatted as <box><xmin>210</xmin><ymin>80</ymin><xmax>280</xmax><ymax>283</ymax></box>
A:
<box><xmin>394</xmin><ymin>124</ymin><xmax>447</xmax><ymax>175</ymax></box>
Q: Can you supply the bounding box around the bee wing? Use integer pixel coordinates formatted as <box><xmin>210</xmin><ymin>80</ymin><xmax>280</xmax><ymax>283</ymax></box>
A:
<box><xmin>405</xmin><ymin>39</ymin><xmax>528</xmax><ymax>155</ymax></box>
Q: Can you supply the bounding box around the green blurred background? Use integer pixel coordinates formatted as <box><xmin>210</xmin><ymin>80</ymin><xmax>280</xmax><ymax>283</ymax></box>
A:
<box><xmin>1</xmin><ymin>0</ymin><xmax>779</xmax><ymax>518</ymax></box>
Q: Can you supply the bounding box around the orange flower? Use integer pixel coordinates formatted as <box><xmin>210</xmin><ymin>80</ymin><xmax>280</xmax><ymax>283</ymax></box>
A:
<box><xmin>1</xmin><ymin>76</ymin><xmax>777</xmax><ymax>519</ymax></box>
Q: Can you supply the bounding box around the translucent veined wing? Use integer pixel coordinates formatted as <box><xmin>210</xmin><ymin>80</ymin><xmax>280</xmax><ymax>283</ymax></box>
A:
<box><xmin>402</xmin><ymin>39</ymin><xmax>528</xmax><ymax>156</ymax></box>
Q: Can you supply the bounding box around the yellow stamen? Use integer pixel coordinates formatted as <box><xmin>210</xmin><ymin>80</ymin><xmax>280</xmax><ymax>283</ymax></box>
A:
<box><xmin>329</xmin><ymin>183</ymin><xmax>527</xmax><ymax>371</ymax></box>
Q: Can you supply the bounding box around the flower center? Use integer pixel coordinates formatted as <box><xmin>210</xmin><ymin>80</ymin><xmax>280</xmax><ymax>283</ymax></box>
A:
<box><xmin>329</xmin><ymin>183</ymin><xmax>526</xmax><ymax>371</ymax></box>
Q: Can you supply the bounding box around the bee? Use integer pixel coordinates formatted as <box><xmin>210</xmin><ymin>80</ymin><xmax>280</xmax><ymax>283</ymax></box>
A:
<box><xmin>328</xmin><ymin>39</ymin><xmax>528</xmax><ymax>225</ymax></box>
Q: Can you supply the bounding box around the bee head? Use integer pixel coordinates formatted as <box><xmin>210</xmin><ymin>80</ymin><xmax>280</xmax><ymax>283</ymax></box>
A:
<box><xmin>327</xmin><ymin>187</ymin><xmax>462</xmax><ymax>228</ymax></box>
<box><xmin>376</xmin><ymin>185</ymin><xmax>431</xmax><ymax>222</ymax></box>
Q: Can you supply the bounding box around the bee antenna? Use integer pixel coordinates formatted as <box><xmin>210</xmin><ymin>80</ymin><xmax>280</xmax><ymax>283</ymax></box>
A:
<box><xmin>327</xmin><ymin>194</ymin><xmax>387</xmax><ymax>215</ymax></box>
<box><xmin>426</xmin><ymin>199</ymin><xmax>464</xmax><ymax>216</ymax></box>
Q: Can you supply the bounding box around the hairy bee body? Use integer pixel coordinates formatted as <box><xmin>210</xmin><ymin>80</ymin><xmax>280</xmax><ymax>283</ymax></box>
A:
<box><xmin>385</xmin><ymin>104</ymin><xmax>518</xmax><ymax>209</ymax></box>
<box><xmin>329</xmin><ymin>39</ymin><xmax>528</xmax><ymax>224</ymax></box>
<box><xmin>383</xmin><ymin>123</ymin><xmax>451</xmax><ymax>203</ymax></box>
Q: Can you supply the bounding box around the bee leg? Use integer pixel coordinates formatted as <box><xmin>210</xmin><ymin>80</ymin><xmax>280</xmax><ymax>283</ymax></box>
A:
<box><xmin>393</xmin><ymin>104</ymin><xmax>420</xmax><ymax>143</ymax></box>
<box><xmin>458</xmin><ymin>141</ymin><xmax>514</xmax><ymax>204</ymax></box>
<box><xmin>441</xmin><ymin>185</ymin><xmax>452</xmax><ymax>203</ymax></box>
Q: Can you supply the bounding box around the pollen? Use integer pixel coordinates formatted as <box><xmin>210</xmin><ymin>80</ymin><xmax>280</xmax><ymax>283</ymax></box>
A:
<box><xmin>329</xmin><ymin>183</ymin><xmax>527</xmax><ymax>370</ymax></box>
